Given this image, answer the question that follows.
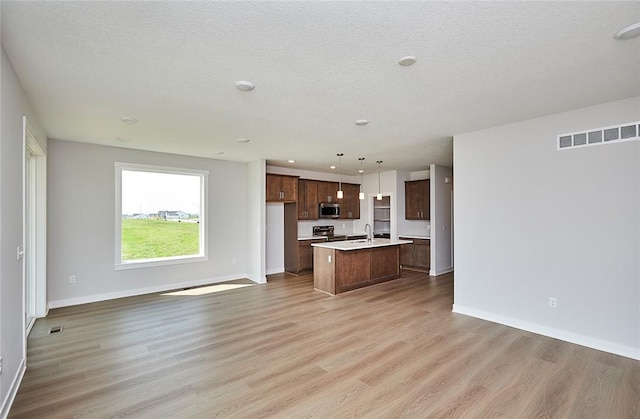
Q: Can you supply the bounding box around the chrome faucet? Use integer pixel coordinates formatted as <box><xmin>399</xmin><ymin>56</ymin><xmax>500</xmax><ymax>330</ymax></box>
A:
<box><xmin>364</xmin><ymin>223</ymin><xmax>372</xmax><ymax>243</ymax></box>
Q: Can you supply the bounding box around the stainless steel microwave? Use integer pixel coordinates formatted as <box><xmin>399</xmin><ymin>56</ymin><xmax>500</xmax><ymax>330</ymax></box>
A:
<box><xmin>319</xmin><ymin>203</ymin><xmax>340</xmax><ymax>219</ymax></box>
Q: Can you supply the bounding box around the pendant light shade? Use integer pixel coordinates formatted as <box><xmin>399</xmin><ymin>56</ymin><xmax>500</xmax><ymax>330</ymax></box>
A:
<box><xmin>336</xmin><ymin>153</ymin><xmax>344</xmax><ymax>199</ymax></box>
<box><xmin>376</xmin><ymin>160</ymin><xmax>383</xmax><ymax>200</ymax></box>
<box><xmin>358</xmin><ymin>157</ymin><xmax>365</xmax><ymax>200</ymax></box>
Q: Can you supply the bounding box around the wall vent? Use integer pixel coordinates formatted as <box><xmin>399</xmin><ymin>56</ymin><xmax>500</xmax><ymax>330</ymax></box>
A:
<box><xmin>48</xmin><ymin>325</ymin><xmax>64</xmax><ymax>334</ymax></box>
<box><xmin>558</xmin><ymin>121</ymin><xmax>639</xmax><ymax>150</ymax></box>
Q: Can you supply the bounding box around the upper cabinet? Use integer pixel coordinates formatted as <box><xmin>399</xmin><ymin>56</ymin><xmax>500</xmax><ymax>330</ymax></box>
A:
<box><xmin>267</xmin><ymin>174</ymin><xmax>298</xmax><ymax>202</ymax></box>
<box><xmin>405</xmin><ymin>179</ymin><xmax>430</xmax><ymax>220</ymax></box>
<box><xmin>298</xmin><ymin>179</ymin><xmax>318</xmax><ymax>220</ymax></box>
<box><xmin>296</xmin><ymin>179</ymin><xmax>361</xmax><ymax>220</ymax></box>
<box><xmin>317</xmin><ymin>181</ymin><xmax>339</xmax><ymax>203</ymax></box>
<box><xmin>340</xmin><ymin>183</ymin><xmax>361</xmax><ymax>219</ymax></box>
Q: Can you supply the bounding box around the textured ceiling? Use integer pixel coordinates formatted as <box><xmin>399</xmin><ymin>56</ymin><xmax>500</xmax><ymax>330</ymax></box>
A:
<box><xmin>2</xmin><ymin>1</ymin><xmax>639</xmax><ymax>175</ymax></box>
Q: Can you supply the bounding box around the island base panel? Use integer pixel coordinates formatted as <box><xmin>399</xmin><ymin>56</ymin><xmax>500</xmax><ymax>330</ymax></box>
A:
<box><xmin>313</xmin><ymin>247</ymin><xmax>335</xmax><ymax>294</ymax></box>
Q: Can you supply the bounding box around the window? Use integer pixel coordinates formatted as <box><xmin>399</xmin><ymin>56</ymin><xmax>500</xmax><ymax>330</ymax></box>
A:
<box><xmin>115</xmin><ymin>162</ymin><xmax>208</xmax><ymax>269</ymax></box>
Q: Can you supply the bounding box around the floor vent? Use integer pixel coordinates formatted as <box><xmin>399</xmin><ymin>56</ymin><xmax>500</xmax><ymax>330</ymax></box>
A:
<box><xmin>558</xmin><ymin>121</ymin><xmax>639</xmax><ymax>151</ymax></box>
<box><xmin>48</xmin><ymin>325</ymin><xmax>64</xmax><ymax>334</ymax></box>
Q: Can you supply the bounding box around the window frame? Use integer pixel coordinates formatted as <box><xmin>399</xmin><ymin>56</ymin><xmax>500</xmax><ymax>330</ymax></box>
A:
<box><xmin>114</xmin><ymin>162</ymin><xmax>209</xmax><ymax>270</ymax></box>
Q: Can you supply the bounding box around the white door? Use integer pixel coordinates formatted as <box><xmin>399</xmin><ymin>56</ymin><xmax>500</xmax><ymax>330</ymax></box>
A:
<box><xmin>23</xmin><ymin>118</ymin><xmax>46</xmax><ymax>336</ymax></box>
<box><xmin>25</xmin><ymin>149</ymin><xmax>36</xmax><ymax>333</ymax></box>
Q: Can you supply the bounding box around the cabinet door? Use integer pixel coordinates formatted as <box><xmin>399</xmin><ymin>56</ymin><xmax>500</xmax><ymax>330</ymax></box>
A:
<box><xmin>405</xmin><ymin>181</ymin><xmax>422</xmax><ymax>219</ymax></box>
<box><xmin>305</xmin><ymin>180</ymin><xmax>318</xmax><ymax>219</ymax></box>
<box><xmin>298</xmin><ymin>243</ymin><xmax>313</xmax><ymax>271</ymax></box>
<box><xmin>405</xmin><ymin>180</ymin><xmax>430</xmax><ymax>219</ymax></box>
<box><xmin>420</xmin><ymin>180</ymin><xmax>430</xmax><ymax>220</ymax></box>
<box><xmin>413</xmin><ymin>244</ymin><xmax>430</xmax><ymax>269</ymax></box>
<box><xmin>318</xmin><ymin>181</ymin><xmax>338</xmax><ymax>203</ymax></box>
<box><xmin>267</xmin><ymin>174</ymin><xmax>298</xmax><ymax>202</ymax></box>
<box><xmin>341</xmin><ymin>183</ymin><xmax>361</xmax><ymax>219</ymax></box>
<box><xmin>298</xmin><ymin>179</ymin><xmax>307</xmax><ymax>219</ymax></box>
<box><xmin>400</xmin><ymin>243</ymin><xmax>412</xmax><ymax>266</ymax></box>
<box><xmin>371</xmin><ymin>246</ymin><xmax>399</xmax><ymax>282</ymax></box>
<box><xmin>280</xmin><ymin>176</ymin><xmax>298</xmax><ymax>202</ymax></box>
<box><xmin>266</xmin><ymin>174</ymin><xmax>282</xmax><ymax>202</ymax></box>
<box><xmin>336</xmin><ymin>249</ymin><xmax>371</xmax><ymax>291</ymax></box>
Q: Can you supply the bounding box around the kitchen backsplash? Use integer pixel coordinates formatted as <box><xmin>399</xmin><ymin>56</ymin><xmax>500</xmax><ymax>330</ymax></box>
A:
<box><xmin>298</xmin><ymin>220</ymin><xmax>355</xmax><ymax>237</ymax></box>
<box><xmin>299</xmin><ymin>219</ymin><xmax>431</xmax><ymax>238</ymax></box>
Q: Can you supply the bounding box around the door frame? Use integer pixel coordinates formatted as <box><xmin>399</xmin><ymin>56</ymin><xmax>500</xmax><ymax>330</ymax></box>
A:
<box><xmin>23</xmin><ymin>116</ymin><xmax>47</xmax><ymax>338</ymax></box>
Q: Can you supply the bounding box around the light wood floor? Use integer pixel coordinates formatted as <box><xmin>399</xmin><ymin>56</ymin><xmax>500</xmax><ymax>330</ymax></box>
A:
<box><xmin>10</xmin><ymin>271</ymin><xmax>640</xmax><ymax>418</ymax></box>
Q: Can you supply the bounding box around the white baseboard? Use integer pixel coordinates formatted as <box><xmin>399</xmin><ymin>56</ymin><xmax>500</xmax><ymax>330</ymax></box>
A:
<box><xmin>48</xmin><ymin>273</ymin><xmax>251</xmax><ymax>309</ymax></box>
<box><xmin>452</xmin><ymin>304</ymin><xmax>640</xmax><ymax>361</ymax></box>
<box><xmin>247</xmin><ymin>274</ymin><xmax>267</xmax><ymax>284</ymax></box>
<box><xmin>1</xmin><ymin>358</ymin><xmax>26</xmax><ymax>419</ymax></box>
<box><xmin>429</xmin><ymin>266</ymin><xmax>454</xmax><ymax>276</ymax></box>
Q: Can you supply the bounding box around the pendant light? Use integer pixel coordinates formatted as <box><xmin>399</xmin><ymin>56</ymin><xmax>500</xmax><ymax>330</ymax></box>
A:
<box><xmin>376</xmin><ymin>160</ymin><xmax>383</xmax><ymax>200</ymax></box>
<box><xmin>336</xmin><ymin>153</ymin><xmax>344</xmax><ymax>199</ymax></box>
<box><xmin>358</xmin><ymin>157</ymin><xmax>365</xmax><ymax>200</ymax></box>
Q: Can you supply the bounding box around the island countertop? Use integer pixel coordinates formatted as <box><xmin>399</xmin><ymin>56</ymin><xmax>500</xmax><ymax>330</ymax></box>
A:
<box><xmin>312</xmin><ymin>238</ymin><xmax>412</xmax><ymax>251</ymax></box>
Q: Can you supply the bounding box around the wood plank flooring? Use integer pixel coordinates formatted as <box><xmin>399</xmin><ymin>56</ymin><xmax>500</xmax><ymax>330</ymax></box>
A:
<box><xmin>9</xmin><ymin>271</ymin><xmax>640</xmax><ymax>418</ymax></box>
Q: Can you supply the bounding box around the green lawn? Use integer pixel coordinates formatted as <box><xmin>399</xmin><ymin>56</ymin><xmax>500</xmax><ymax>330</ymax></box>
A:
<box><xmin>121</xmin><ymin>219</ymin><xmax>199</xmax><ymax>261</ymax></box>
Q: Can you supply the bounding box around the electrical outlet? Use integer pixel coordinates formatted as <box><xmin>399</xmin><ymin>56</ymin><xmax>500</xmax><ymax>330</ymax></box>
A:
<box><xmin>328</xmin><ymin>255</ymin><xmax>331</xmax><ymax>263</ymax></box>
<box><xmin>548</xmin><ymin>297</ymin><xmax>557</xmax><ymax>309</ymax></box>
<box><xmin>69</xmin><ymin>275</ymin><xmax>76</xmax><ymax>283</ymax></box>
<box><xmin>232</xmin><ymin>258</ymin><xmax>236</xmax><ymax>265</ymax></box>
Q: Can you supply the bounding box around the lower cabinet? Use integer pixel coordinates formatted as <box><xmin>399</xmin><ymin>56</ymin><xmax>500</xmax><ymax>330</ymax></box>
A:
<box><xmin>298</xmin><ymin>238</ymin><xmax>326</xmax><ymax>273</ymax></box>
<box><xmin>399</xmin><ymin>237</ymin><xmax>430</xmax><ymax>271</ymax></box>
<box><xmin>335</xmin><ymin>246</ymin><xmax>399</xmax><ymax>293</ymax></box>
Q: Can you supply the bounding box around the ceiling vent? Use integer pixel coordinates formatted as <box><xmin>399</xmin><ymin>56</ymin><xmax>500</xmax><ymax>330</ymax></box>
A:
<box><xmin>558</xmin><ymin>121</ymin><xmax>639</xmax><ymax>150</ymax></box>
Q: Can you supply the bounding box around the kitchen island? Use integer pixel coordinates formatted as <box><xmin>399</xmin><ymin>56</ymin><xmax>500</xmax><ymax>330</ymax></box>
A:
<box><xmin>312</xmin><ymin>238</ymin><xmax>412</xmax><ymax>294</ymax></box>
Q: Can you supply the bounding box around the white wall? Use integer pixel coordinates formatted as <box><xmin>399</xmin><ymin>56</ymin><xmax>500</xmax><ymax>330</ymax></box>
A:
<box><xmin>453</xmin><ymin>96</ymin><xmax>640</xmax><ymax>359</ymax></box>
<box><xmin>47</xmin><ymin>140</ymin><xmax>252</xmax><ymax>307</ymax></box>
<box><xmin>246</xmin><ymin>160</ymin><xmax>266</xmax><ymax>284</ymax></box>
<box><xmin>430</xmin><ymin>164</ymin><xmax>453</xmax><ymax>275</ymax></box>
<box><xmin>0</xmin><ymin>46</ymin><xmax>47</xmax><ymax>418</ymax></box>
<box><xmin>266</xmin><ymin>203</ymin><xmax>284</xmax><ymax>274</ymax></box>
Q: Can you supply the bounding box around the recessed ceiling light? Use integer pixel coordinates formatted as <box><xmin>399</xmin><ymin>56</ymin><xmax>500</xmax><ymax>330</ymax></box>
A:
<box><xmin>235</xmin><ymin>81</ymin><xmax>255</xmax><ymax>91</ymax></box>
<box><xmin>614</xmin><ymin>22</ymin><xmax>640</xmax><ymax>40</ymax></box>
<box><xmin>398</xmin><ymin>56</ymin><xmax>416</xmax><ymax>66</ymax></box>
<box><xmin>213</xmin><ymin>151</ymin><xmax>224</xmax><ymax>155</ymax></box>
<box><xmin>236</xmin><ymin>138</ymin><xmax>250</xmax><ymax>143</ymax></box>
<box><xmin>120</xmin><ymin>116</ymin><xmax>138</xmax><ymax>124</ymax></box>
<box><xmin>287</xmin><ymin>160</ymin><xmax>295</xmax><ymax>163</ymax></box>
<box><xmin>330</xmin><ymin>165</ymin><xmax>336</xmax><ymax>170</ymax></box>
<box><xmin>115</xmin><ymin>137</ymin><xmax>130</xmax><ymax>142</ymax></box>
<box><xmin>355</xmin><ymin>119</ymin><xmax>369</xmax><ymax>126</ymax></box>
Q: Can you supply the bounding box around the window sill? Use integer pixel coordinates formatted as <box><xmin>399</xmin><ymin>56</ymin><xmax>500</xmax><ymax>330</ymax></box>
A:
<box><xmin>115</xmin><ymin>254</ymin><xmax>208</xmax><ymax>271</ymax></box>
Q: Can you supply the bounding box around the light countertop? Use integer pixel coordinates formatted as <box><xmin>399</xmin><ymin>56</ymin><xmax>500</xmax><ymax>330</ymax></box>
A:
<box><xmin>298</xmin><ymin>236</ymin><xmax>328</xmax><ymax>241</ymax></box>
<box><xmin>398</xmin><ymin>235</ymin><xmax>430</xmax><ymax>240</ymax></box>
<box><xmin>312</xmin><ymin>238</ymin><xmax>412</xmax><ymax>251</ymax></box>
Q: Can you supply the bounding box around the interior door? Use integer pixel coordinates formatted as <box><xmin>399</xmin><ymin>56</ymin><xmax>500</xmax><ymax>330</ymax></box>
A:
<box><xmin>25</xmin><ymin>149</ymin><xmax>36</xmax><ymax>333</ymax></box>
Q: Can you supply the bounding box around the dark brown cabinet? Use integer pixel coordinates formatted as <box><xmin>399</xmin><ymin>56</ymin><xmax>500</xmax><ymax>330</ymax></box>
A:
<box><xmin>405</xmin><ymin>179</ymin><xmax>430</xmax><ymax>220</ymax></box>
<box><xmin>340</xmin><ymin>183</ymin><xmax>361</xmax><ymax>219</ymax></box>
<box><xmin>317</xmin><ymin>181</ymin><xmax>339</xmax><ymax>203</ymax></box>
<box><xmin>314</xmin><ymin>244</ymin><xmax>402</xmax><ymax>294</ymax></box>
<box><xmin>335</xmin><ymin>249</ymin><xmax>371</xmax><ymax>291</ymax></box>
<box><xmin>298</xmin><ymin>238</ymin><xmax>326</xmax><ymax>273</ymax></box>
<box><xmin>298</xmin><ymin>179</ymin><xmax>319</xmax><ymax>220</ymax></box>
<box><xmin>399</xmin><ymin>237</ymin><xmax>430</xmax><ymax>271</ymax></box>
<box><xmin>267</xmin><ymin>174</ymin><xmax>298</xmax><ymax>202</ymax></box>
